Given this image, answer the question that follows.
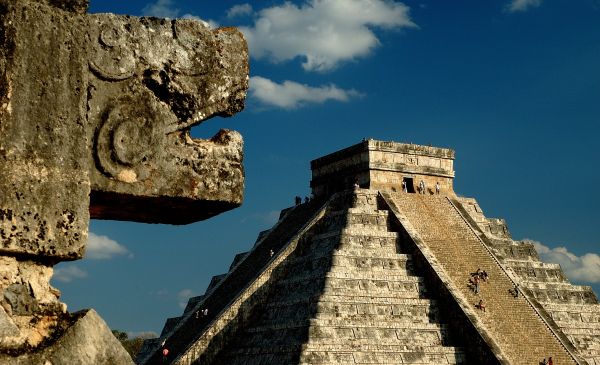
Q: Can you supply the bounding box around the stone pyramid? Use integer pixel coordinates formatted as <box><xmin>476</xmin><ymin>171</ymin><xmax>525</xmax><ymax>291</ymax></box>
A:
<box><xmin>138</xmin><ymin>140</ymin><xmax>599</xmax><ymax>365</ymax></box>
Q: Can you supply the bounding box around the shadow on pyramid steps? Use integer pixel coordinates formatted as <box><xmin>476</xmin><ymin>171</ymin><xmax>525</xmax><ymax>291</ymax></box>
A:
<box><xmin>140</xmin><ymin>190</ymin><xmax>479</xmax><ymax>364</ymax></box>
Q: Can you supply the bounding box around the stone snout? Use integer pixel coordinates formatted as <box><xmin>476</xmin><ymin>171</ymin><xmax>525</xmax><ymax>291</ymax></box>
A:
<box><xmin>86</xmin><ymin>15</ymin><xmax>249</xmax><ymax>225</ymax></box>
<box><xmin>89</xmin><ymin>121</ymin><xmax>245</xmax><ymax>224</ymax></box>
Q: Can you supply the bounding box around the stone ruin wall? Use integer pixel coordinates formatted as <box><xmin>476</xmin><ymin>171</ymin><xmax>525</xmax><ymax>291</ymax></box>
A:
<box><xmin>368</xmin><ymin>152</ymin><xmax>453</xmax><ymax>195</ymax></box>
<box><xmin>310</xmin><ymin>146</ymin><xmax>370</xmax><ymax>196</ymax></box>
<box><xmin>311</xmin><ymin>139</ymin><xmax>455</xmax><ymax>197</ymax></box>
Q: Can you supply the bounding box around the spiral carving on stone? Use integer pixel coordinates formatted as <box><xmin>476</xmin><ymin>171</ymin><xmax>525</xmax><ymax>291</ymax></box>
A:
<box><xmin>95</xmin><ymin>96</ymin><xmax>161</xmax><ymax>183</ymax></box>
<box><xmin>89</xmin><ymin>22</ymin><xmax>136</xmax><ymax>81</ymax></box>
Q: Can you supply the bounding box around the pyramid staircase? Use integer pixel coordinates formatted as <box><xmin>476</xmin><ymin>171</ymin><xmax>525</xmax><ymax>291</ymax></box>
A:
<box><xmin>137</xmin><ymin>198</ymin><xmax>327</xmax><ymax>364</ymax></box>
<box><xmin>140</xmin><ymin>190</ymin><xmax>467</xmax><ymax>364</ymax></box>
<box><xmin>138</xmin><ymin>139</ymin><xmax>599</xmax><ymax>364</ymax></box>
<box><xmin>455</xmin><ymin>197</ymin><xmax>600</xmax><ymax>364</ymax></box>
<box><xmin>382</xmin><ymin>192</ymin><xmax>583</xmax><ymax>364</ymax></box>
<box><xmin>138</xmin><ymin>190</ymin><xmax>596</xmax><ymax>365</ymax></box>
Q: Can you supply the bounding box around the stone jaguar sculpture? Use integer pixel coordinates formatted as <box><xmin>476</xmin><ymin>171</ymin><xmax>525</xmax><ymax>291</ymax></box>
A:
<box><xmin>0</xmin><ymin>0</ymin><xmax>248</xmax><ymax>363</ymax></box>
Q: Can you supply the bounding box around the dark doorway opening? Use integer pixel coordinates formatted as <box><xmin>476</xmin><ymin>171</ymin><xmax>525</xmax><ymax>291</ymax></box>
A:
<box><xmin>403</xmin><ymin>177</ymin><xmax>415</xmax><ymax>193</ymax></box>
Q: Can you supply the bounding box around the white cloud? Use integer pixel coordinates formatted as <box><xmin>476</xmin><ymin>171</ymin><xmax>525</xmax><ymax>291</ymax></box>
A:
<box><xmin>240</xmin><ymin>0</ymin><xmax>417</xmax><ymax>72</ymax></box>
<box><xmin>53</xmin><ymin>265</ymin><xmax>87</xmax><ymax>283</ymax></box>
<box><xmin>177</xmin><ymin>288</ymin><xmax>195</xmax><ymax>309</ymax></box>
<box><xmin>241</xmin><ymin>210</ymin><xmax>281</xmax><ymax>225</ymax></box>
<box><xmin>86</xmin><ymin>232</ymin><xmax>130</xmax><ymax>260</ymax></box>
<box><xmin>142</xmin><ymin>0</ymin><xmax>179</xmax><ymax>18</ymax></box>
<box><xmin>127</xmin><ymin>331</ymin><xmax>158</xmax><ymax>339</ymax></box>
<box><xmin>250</xmin><ymin>76</ymin><xmax>362</xmax><ymax>109</ymax></box>
<box><xmin>141</xmin><ymin>1</ymin><xmax>218</xmax><ymax>27</ymax></box>
<box><xmin>181</xmin><ymin>14</ymin><xmax>219</xmax><ymax>29</ymax></box>
<box><xmin>505</xmin><ymin>0</ymin><xmax>542</xmax><ymax>13</ymax></box>
<box><xmin>527</xmin><ymin>239</ymin><xmax>600</xmax><ymax>283</ymax></box>
<box><xmin>227</xmin><ymin>4</ymin><xmax>253</xmax><ymax>18</ymax></box>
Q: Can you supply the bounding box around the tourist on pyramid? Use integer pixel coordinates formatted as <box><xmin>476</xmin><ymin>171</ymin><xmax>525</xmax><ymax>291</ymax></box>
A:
<box><xmin>477</xmin><ymin>299</ymin><xmax>486</xmax><ymax>312</ymax></box>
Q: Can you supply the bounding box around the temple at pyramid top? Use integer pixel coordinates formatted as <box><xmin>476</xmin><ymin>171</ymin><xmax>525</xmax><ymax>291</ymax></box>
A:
<box><xmin>311</xmin><ymin>139</ymin><xmax>455</xmax><ymax>197</ymax></box>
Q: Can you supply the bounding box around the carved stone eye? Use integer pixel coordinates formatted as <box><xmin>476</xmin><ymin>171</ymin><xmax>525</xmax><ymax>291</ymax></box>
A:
<box><xmin>95</xmin><ymin>96</ymin><xmax>162</xmax><ymax>183</ymax></box>
<box><xmin>99</xmin><ymin>26</ymin><xmax>121</xmax><ymax>48</ymax></box>
<box><xmin>113</xmin><ymin>118</ymin><xmax>152</xmax><ymax>166</ymax></box>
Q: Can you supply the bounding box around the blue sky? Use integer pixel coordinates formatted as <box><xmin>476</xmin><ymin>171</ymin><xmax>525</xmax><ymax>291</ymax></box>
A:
<box><xmin>52</xmin><ymin>0</ymin><xmax>600</xmax><ymax>336</ymax></box>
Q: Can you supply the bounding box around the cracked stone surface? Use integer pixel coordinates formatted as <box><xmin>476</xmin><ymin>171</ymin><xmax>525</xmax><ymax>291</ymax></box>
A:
<box><xmin>0</xmin><ymin>0</ymin><xmax>248</xmax><ymax>362</ymax></box>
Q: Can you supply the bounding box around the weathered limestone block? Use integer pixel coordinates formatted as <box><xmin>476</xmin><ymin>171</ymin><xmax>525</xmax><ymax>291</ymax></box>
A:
<box><xmin>1</xmin><ymin>0</ymin><xmax>248</xmax><ymax>260</ymax></box>
<box><xmin>0</xmin><ymin>0</ymin><xmax>248</xmax><ymax>361</ymax></box>
<box><xmin>32</xmin><ymin>0</ymin><xmax>88</xmax><ymax>14</ymax></box>
<box><xmin>0</xmin><ymin>0</ymin><xmax>91</xmax><ymax>260</ymax></box>
<box><xmin>0</xmin><ymin>309</ymin><xmax>135</xmax><ymax>365</ymax></box>
<box><xmin>0</xmin><ymin>257</ymin><xmax>64</xmax><ymax>350</ymax></box>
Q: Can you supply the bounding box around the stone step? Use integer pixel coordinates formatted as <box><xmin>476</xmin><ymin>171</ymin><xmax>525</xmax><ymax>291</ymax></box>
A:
<box><xmin>575</xmin><ymin>348</ymin><xmax>600</xmax><ymax>358</ymax></box>
<box><xmin>347</xmin><ymin>207</ymin><xmax>388</xmax><ymax>215</ymax></box>
<box><xmin>309</xmin><ymin>232</ymin><xmax>401</xmax><ymax>254</ymax></box>
<box><xmin>276</xmin><ymin>270</ymin><xmax>419</xmax><ymax>286</ymax></box>
<box><xmin>543</xmin><ymin>302</ymin><xmax>600</xmax><ymax>313</ymax></box>
<box><xmin>265</xmin><ymin>294</ymin><xmax>438</xmax><ymax>308</ymax></box>
<box><xmin>384</xmin><ymin>192</ymin><xmax>578</xmax><ymax>365</ymax></box>
<box><xmin>503</xmin><ymin>259</ymin><xmax>561</xmax><ymax>270</ymax></box>
<box><xmin>544</xmin><ymin>303</ymin><xmax>600</xmax><ymax>326</ymax></box>
<box><xmin>333</xmin><ymin>246</ymin><xmax>408</xmax><ymax>257</ymax></box>
<box><xmin>565</xmin><ymin>339</ymin><xmax>600</xmax><ymax>358</ymax></box>
<box><xmin>268</xmin><ymin>283</ymin><xmax>425</xmax><ymax>302</ymax></box>
<box><xmin>244</xmin><ymin>324</ymin><xmax>448</xmax><ymax>343</ymax></box>
<box><xmin>526</xmin><ymin>281</ymin><xmax>597</xmax><ymax>291</ymax></box>
<box><xmin>302</xmin><ymin>236</ymin><xmax>410</xmax><ymax>260</ymax></box>
<box><xmin>285</xmin><ymin>252</ymin><xmax>413</xmax><ymax>275</ymax></box>
<box><xmin>340</xmin><ymin>227</ymin><xmax>400</xmax><ymax>237</ymax></box>
<box><xmin>140</xmin><ymin>199</ymin><xmax>328</xmax><ymax>365</ymax></box>
<box><xmin>259</xmin><ymin>300</ymin><xmax>437</xmax><ymax>325</ymax></box>
<box><xmin>221</xmin><ymin>344</ymin><xmax>465</xmax><ymax>365</ymax></box>
<box><xmin>301</xmin><ymin>344</ymin><xmax>465</xmax><ymax>364</ymax></box>
<box><xmin>185</xmin><ymin>193</ymin><xmax>468</xmax><ymax>365</ymax></box>
<box><xmin>315</xmin><ymin>303</ymin><xmax>439</xmax><ymax>323</ymax></box>
<box><xmin>529</xmin><ymin>285</ymin><xmax>598</xmax><ymax>305</ymax></box>
<box><xmin>503</xmin><ymin>259</ymin><xmax>567</xmax><ymax>283</ymax></box>
<box><xmin>183</xmin><ymin>295</ymin><xmax>205</xmax><ymax>314</ymax></box>
<box><xmin>330</xmin><ymin>253</ymin><xmax>412</xmax><ymax>271</ymax></box>
<box><xmin>308</xmin><ymin>318</ymin><xmax>448</xmax><ymax>330</ymax></box>
<box><xmin>483</xmin><ymin>240</ymin><xmax>539</xmax><ymax>261</ymax></box>
<box><xmin>338</xmin><ymin>234</ymin><xmax>399</xmax><ymax>249</ymax></box>
<box><xmin>320</xmin><ymin>284</ymin><xmax>425</xmax><ymax>299</ymax></box>
<box><xmin>559</xmin><ymin>324</ymin><xmax>600</xmax><ymax>335</ymax></box>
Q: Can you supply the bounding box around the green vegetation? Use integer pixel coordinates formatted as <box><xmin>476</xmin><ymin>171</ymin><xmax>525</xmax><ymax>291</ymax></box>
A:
<box><xmin>111</xmin><ymin>329</ymin><xmax>156</xmax><ymax>360</ymax></box>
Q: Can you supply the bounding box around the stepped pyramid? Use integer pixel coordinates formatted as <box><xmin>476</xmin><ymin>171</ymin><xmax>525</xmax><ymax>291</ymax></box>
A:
<box><xmin>138</xmin><ymin>140</ymin><xmax>600</xmax><ymax>365</ymax></box>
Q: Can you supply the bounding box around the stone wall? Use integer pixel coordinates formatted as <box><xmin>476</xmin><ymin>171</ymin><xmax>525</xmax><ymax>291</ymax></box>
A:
<box><xmin>311</xmin><ymin>139</ymin><xmax>455</xmax><ymax>197</ymax></box>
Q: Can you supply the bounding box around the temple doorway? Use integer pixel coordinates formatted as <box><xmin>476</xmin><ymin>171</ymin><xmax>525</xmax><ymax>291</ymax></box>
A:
<box><xmin>403</xmin><ymin>177</ymin><xmax>415</xmax><ymax>193</ymax></box>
